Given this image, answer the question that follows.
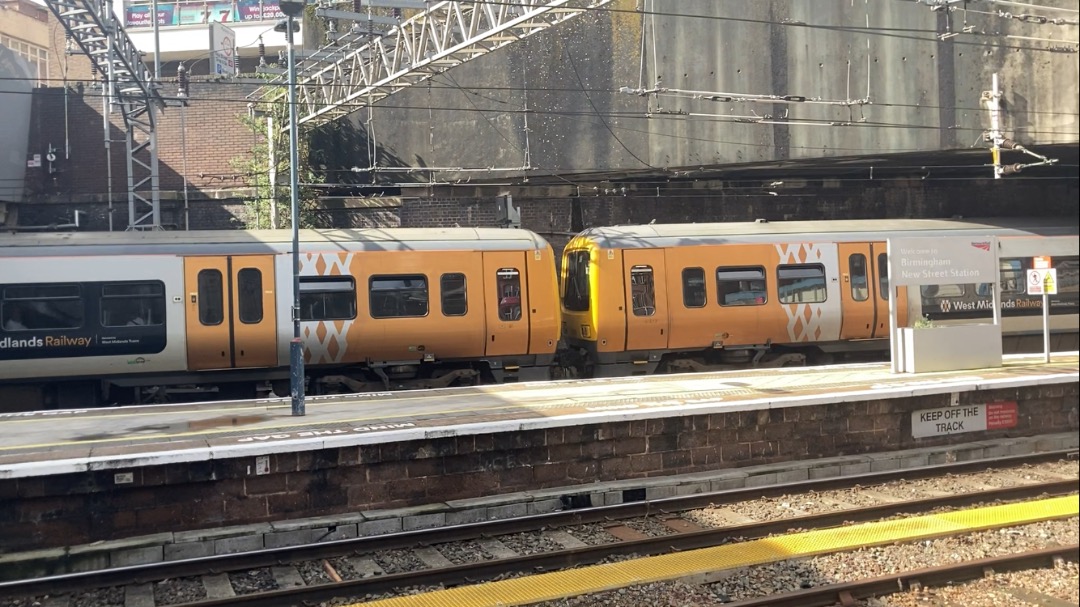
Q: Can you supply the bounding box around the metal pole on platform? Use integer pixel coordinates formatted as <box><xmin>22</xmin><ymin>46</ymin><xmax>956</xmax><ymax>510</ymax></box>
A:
<box><xmin>288</xmin><ymin>16</ymin><xmax>305</xmax><ymax>416</ymax></box>
<box><xmin>1042</xmin><ymin>293</ymin><xmax>1050</xmax><ymax>363</ymax></box>
<box><xmin>278</xmin><ymin>2</ymin><xmax>306</xmax><ymax>416</ymax></box>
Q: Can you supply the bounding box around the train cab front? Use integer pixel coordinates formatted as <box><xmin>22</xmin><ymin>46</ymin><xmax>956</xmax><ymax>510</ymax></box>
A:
<box><xmin>558</xmin><ymin>240</ymin><xmax>600</xmax><ymax>377</ymax></box>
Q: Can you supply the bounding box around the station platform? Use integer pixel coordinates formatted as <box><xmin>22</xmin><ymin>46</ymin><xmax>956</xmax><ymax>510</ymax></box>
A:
<box><xmin>2</xmin><ymin>352</ymin><xmax>1077</xmax><ymax>478</ymax></box>
<box><xmin>0</xmin><ymin>352</ymin><xmax>1076</xmax><ymax>556</ymax></box>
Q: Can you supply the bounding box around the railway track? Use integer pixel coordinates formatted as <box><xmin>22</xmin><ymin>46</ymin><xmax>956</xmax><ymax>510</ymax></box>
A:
<box><xmin>1</xmin><ymin>451</ymin><xmax>1075</xmax><ymax>607</ymax></box>
<box><xmin>703</xmin><ymin>545</ymin><xmax>1080</xmax><ymax>607</ymax></box>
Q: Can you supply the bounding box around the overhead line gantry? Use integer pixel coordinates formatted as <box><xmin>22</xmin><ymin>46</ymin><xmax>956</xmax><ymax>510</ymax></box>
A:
<box><xmin>44</xmin><ymin>0</ymin><xmax>168</xmax><ymax>230</ymax></box>
<box><xmin>251</xmin><ymin>0</ymin><xmax>614</xmax><ymax>129</ymax></box>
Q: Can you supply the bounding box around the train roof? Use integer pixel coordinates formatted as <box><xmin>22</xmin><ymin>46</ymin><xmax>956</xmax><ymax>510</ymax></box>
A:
<box><xmin>0</xmin><ymin>227</ymin><xmax>551</xmax><ymax>257</ymax></box>
<box><xmin>572</xmin><ymin>217</ymin><xmax>1079</xmax><ymax>249</ymax></box>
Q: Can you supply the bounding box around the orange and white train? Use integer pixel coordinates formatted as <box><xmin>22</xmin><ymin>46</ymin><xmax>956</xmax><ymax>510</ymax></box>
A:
<box><xmin>558</xmin><ymin>218</ymin><xmax>1078</xmax><ymax>376</ymax></box>
<box><xmin>0</xmin><ymin>228</ymin><xmax>560</xmax><ymax>408</ymax></box>
<box><xmin>0</xmin><ymin>218</ymin><xmax>1076</xmax><ymax>409</ymax></box>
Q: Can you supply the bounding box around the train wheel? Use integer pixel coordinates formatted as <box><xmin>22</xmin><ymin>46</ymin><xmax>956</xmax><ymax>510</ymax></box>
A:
<box><xmin>806</xmin><ymin>349</ymin><xmax>834</xmax><ymax>366</ymax></box>
<box><xmin>270</xmin><ymin>379</ymin><xmax>291</xmax><ymax>398</ymax></box>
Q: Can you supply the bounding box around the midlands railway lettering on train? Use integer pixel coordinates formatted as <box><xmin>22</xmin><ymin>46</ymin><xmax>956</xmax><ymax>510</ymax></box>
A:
<box><xmin>0</xmin><ymin>336</ymin><xmax>43</xmax><ymax>349</ymax></box>
<box><xmin>45</xmin><ymin>336</ymin><xmax>93</xmax><ymax>347</ymax></box>
<box><xmin>0</xmin><ymin>335</ymin><xmax>92</xmax><ymax>349</ymax></box>
<box><xmin>939</xmin><ymin>298</ymin><xmax>1044</xmax><ymax>313</ymax></box>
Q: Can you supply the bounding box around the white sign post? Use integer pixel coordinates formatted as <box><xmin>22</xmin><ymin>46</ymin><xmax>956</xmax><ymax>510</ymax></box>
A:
<box><xmin>210</xmin><ymin>22</ymin><xmax>237</xmax><ymax>77</ymax></box>
<box><xmin>1027</xmin><ymin>259</ymin><xmax>1057</xmax><ymax>363</ymax></box>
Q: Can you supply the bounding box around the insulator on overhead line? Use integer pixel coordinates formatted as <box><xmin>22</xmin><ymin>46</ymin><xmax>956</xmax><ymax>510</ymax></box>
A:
<box><xmin>258</xmin><ymin>36</ymin><xmax>267</xmax><ymax>67</ymax></box>
<box><xmin>353</xmin><ymin>0</ymin><xmax>361</xmax><ymax>13</ymax></box>
<box><xmin>177</xmin><ymin>63</ymin><xmax>189</xmax><ymax>98</ymax></box>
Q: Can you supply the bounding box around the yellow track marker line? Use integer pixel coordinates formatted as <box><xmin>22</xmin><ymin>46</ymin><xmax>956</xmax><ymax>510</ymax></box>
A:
<box><xmin>349</xmin><ymin>495</ymin><xmax>1079</xmax><ymax>607</ymax></box>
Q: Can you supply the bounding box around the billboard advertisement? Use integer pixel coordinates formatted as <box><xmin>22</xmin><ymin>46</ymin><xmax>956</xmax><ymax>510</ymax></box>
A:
<box><xmin>125</xmin><ymin>4</ymin><xmax>177</xmax><ymax>27</ymax></box>
<box><xmin>126</xmin><ymin>1</ymin><xmax>267</xmax><ymax>27</ymax></box>
<box><xmin>237</xmin><ymin>0</ymin><xmax>284</xmax><ymax>21</ymax></box>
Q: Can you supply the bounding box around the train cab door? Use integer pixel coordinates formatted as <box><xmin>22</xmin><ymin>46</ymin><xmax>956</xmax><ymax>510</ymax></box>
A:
<box><xmin>184</xmin><ymin>256</ymin><xmax>277</xmax><ymax>371</ymax></box>
<box><xmin>838</xmin><ymin>244</ymin><xmax>877</xmax><ymax>340</ymax></box>
<box><xmin>623</xmin><ymin>250</ymin><xmax>668</xmax><ymax>352</ymax></box>
<box><xmin>483</xmin><ymin>252</ymin><xmax>530</xmax><ymax>357</ymax></box>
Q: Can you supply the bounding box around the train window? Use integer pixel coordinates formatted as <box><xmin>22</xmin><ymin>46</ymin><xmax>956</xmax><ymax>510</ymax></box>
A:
<box><xmin>496</xmin><ymin>268</ymin><xmax>522</xmax><ymax>321</ymax></box>
<box><xmin>563</xmin><ymin>250</ymin><xmax>590</xmax><ymax>312</ymax></box>
<box><xmin>978</xmin><ymin>259</ymin><xmax>1025</xmax><ymax>297</ymax></box>
<box><xmin>878</xmin><ymin>253</ymin><xmax>890</xmax><ymax>301</ymax></box>
<box><xmin>370</xmin><ymin>275</ymin><xmax>427</xmax><ymax>319</ymax></box>
<box><xmin>630</xmin><ymin>266</ymin><xmax>656</xmax><ymax>316</ymax></box>
<box><xmin>682</xmin><ymin>268</ymin><xmax>706</xmax><ymax>308</ymax></box>
<box><xmin>849</xmin><ymin>254</ymin><xmax>869</xmax><ymax>302</ymax></box>
<box><xmin>777</xmin><ymin>264</ymin><xmax>827</xmax><ymax>304</ymax></box>
<box><xmin>1</xmin><ymin>284</ymin><xmax>83</xmax><ymax>331</ymax></box>
<box><xmin>197</xmin><ymin>270</ymin><xmax>224</xmax><ymax>326</ymax></box>
<box><xmin>101</xmin><ymin>282</ymin><xmax>165</xmax><ymax>327</ymax></box>
<box><xmin>716</xmin><ymin>267</ymin><xmax>766</xmax><ymax>306</ymax></box>
<box><xmin>1050</xmin><ymin>256</ymin><xmax>1079</xmax><ymax>312</ymax></box>
<box><xmin>300</xmin><ymin>277</ymin><xmax>357</xmax><ymax>321</ymax></box>
<box><xmin>237</xmin><ymin>269</ymin><xmax>264</xmax><ymax>324</ymax></box>
<box><xmin>440</xmin><ymin>273</ymin><xmax>467</xmax><ymax>316</ymax></box>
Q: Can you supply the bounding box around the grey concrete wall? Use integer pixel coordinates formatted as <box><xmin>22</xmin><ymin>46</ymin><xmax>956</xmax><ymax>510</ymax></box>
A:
<box><xmin>348</xmin><ymin>0</ymin><xmax>1078</xmax><ymax>177</ymax></box>
<box><xmin>0</xmin><ymin>46</ymin><xmax>33</xmax><ymax>203</ymax></box>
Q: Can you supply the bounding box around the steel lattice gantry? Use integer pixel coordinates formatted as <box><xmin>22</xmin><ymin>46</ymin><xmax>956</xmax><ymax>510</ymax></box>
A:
<box><xmin>253</xmin><ymin>0</ymin><xmax>613</xmax><ymax>128</ymax></box>
<box><xmin>44</xmin><ymin>0</ymin><xmax>165</xmax><ymax>230</ymax></box>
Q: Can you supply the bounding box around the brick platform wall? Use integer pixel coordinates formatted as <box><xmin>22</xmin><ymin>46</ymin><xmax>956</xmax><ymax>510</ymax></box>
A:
<box><xmin>0</xmin><ymin>382</ymin><xmax>1075</xmax><ymax>551</ymax></box>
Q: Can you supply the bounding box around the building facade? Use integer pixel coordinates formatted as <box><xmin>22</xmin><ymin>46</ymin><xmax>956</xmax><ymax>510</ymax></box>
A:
<box><xmin>0</xmin><ymin>0</ymin><xmax>50</xmax><ymax>85</ymax></box>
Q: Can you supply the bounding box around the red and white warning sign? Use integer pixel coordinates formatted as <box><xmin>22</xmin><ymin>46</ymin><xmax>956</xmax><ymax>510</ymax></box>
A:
<box><xmin>1026</xmin><ymin>268</ymin><xmax>1058</xmax><ymax>296</ymax></box>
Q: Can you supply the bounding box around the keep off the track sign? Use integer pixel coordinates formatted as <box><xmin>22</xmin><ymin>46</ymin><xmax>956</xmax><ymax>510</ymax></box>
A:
<box><xmin>911</xmin><ymin>401</ymin><xmax>1018</xmax><ymax>438</ymax></box>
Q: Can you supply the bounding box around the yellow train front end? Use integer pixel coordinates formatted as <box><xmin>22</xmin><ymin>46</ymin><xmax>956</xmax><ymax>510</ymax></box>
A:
<box><xmin>559</xmin><ymin>233</ymin><xmax>644</xmax><ymax>377</ymax></box>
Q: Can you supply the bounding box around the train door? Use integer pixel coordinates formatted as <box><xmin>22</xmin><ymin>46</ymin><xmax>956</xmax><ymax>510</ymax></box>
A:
<box><xmin>875</xmin><ymin>247</ymin><xmax>907</xmax><ymax>330</ymax></box>
<box><xmin>623</xmin><ymin>249</ymin><xmax>669</xmax><ymax>352</ymax></box>
<box><xmin>184</xmin><ymin>256</ymin><xmax>277</xmax><ymax>371</ymax></box>
<box><xmin>482</xmin><ymin>252</ymin><xmax>530</xmax><ymax>356</ymax></box>
<box><xmin>838</xmin><ymin>244</ymin><xmax>877</xmax><ymax>339</ymax></box>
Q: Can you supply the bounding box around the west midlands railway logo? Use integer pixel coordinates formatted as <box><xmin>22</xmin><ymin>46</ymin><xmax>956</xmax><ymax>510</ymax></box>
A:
<box><xmin>970</xmin><ymin>241</ymin><xmax>991</xmax><ymax>251</ymax></box>
<box><xmin>0</xmin><ymin>336</ymin><xmax>44</xmax><ymax>349</ymax></box>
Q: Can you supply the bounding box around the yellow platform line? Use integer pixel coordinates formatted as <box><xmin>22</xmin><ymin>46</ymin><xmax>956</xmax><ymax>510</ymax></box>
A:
<box><xmin>350</xmin><ymin>495</ymin><xmax>1079</xmax><ymax>607</ymax></box>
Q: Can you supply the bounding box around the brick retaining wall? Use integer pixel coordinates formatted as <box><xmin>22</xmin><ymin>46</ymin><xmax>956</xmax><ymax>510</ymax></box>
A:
<box><xmin>0</xmin><ymin>382</ymin><xmax>1076</xmax><ymax>552</ymax></box>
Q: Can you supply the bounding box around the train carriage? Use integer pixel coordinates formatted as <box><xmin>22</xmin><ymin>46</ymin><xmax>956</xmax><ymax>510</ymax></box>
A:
<box><xmin>0</xmin><ymin>228</ymin><xmax>561</xmax><ymax>409</ymax></box>
<box><xmin>559</xmin><ymin>218</ymin><xmax>1079</xmax><ymax>377</ymax></box>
